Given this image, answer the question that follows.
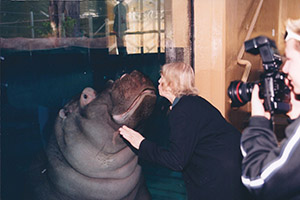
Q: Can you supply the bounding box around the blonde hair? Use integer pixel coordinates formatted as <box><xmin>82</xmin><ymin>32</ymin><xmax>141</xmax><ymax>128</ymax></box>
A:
<box><xmin>286</xmin><ymin>18</ymin><xmax>300</xmax><ymax>51</ymax></box>
<box><xmin>160</xmin><ymin>62</ymin><xmax>199</xmax><ymax>97</ymax></box>
<box><xmin>286</xmin><ymin>18</ymin><xmax>300</xmax><ymax>35</ymax></box>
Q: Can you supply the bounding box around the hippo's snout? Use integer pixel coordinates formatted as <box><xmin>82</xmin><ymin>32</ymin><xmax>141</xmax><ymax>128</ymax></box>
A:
<box><xmin>113</xmin><ymin>88</ymin><xmax>156</xmax><ymax>123</ymax></box>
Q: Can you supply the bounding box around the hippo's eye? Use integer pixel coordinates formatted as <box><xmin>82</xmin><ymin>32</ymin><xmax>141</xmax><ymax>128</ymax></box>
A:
<box><xmin>84</xmin><ymin>94</ymin><xmax>88</xmax><ymax>99</ymax></box>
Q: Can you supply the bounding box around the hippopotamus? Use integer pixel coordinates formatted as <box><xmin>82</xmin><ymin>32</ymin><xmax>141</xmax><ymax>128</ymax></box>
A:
<box><xmin>29</xmin><ymin>70</ymin><xmax>156</xmax><ymax>200</ymax></box>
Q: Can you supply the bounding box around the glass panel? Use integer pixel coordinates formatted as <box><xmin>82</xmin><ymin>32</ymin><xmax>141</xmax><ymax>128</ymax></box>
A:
<box><xmin>0</xmin><ymin>0</ymin><xmax>188</xmax><ymax>199</ymax></box>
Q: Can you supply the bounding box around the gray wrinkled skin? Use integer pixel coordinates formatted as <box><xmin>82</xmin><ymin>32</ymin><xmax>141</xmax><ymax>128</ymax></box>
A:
<box><xmin>31</xmin><ymin>71</ymin><xmax>156</xmax><ymax>200</ymax></box>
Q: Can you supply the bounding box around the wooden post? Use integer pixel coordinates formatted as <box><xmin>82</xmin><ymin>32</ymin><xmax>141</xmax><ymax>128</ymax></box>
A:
<box><xmin>194</xmin><ymin>0</ymin><xmax>226</xmax><ymax>114</ymax></box>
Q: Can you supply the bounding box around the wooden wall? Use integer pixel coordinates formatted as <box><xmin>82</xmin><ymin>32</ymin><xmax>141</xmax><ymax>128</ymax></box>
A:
<box><xmin>192</xmin><ymin>0</ymin><xmax>300</xmax><ymax>130</ymax></box>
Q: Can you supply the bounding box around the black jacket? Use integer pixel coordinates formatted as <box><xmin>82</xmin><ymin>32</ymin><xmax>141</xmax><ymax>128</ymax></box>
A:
<box><xmin>241</xmin><ymin>116</ymin><xmax>300</xmax><ymax>200</ymax></box>
<box><xmin>139</xmin><ymin>95</ymin><xmax>250</xmax><ymax>200</ymax></box>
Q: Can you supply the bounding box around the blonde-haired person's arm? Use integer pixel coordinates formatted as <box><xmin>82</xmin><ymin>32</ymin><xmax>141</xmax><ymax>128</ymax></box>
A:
<box><xmin>119</xmin><ymin>125</ymin><xmax>145</xmax><ymax>149</ymax></box>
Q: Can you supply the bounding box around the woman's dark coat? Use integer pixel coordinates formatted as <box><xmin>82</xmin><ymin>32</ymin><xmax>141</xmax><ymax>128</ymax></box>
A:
<box><xmin>139</xmin><ymin>95</ymin><xmax>250</xmax><ymax>200</ymax></box>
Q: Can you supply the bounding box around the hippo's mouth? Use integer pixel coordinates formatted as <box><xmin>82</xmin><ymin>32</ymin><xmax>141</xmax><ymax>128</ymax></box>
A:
<box><xmin>112</xmin><ymin>88</ymin><xmax>156</xmax><ymax>123</ymax></box>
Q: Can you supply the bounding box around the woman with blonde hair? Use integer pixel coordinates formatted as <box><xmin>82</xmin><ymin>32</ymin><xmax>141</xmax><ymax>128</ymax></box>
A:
<box><xmin>119</xmin><ymin>62</ymin><xmax>250</xmax><ymax>199</ymax></box>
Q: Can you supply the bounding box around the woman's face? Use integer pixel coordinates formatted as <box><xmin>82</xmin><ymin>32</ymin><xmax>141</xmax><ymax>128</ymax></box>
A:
<box><xmin>158</xmin><ymin>75</ymin><xmax>172</xmax><ymax>98</ymax></box>
<box><xmin>282</xmin><ymin>39</ymin><xmax>300</xmax><ymax>94</ymax></box>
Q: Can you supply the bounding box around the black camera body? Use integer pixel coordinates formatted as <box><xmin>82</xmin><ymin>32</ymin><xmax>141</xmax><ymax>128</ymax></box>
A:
<box><xmin>228</xmin><ymin>36</ymin><xmax>291</xmax><ymax>114</ymax></box>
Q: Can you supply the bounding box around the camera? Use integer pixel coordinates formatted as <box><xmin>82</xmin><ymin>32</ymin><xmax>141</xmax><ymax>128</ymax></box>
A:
<box><xmin>227</xmin><ymin>36</ymin><xmax>291</xmax><ymax>114</ymax></box>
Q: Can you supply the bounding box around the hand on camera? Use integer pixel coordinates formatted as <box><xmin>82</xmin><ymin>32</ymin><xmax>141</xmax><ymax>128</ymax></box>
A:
<box><xmin>251</xmin><ymin>84</ymin><xmax>271</xmax><ymax>119</ymax></box>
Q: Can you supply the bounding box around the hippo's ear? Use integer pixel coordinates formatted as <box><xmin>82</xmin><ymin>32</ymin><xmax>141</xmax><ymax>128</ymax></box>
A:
<box><xmin>59</xmin><ymin>109</ymin><xmax>67</xmax><ymax>119</ymax></box>
<box><xmin>80</xmin><ymin>87</ymin><xmax>96</xmax><ymax>107</ymax></box>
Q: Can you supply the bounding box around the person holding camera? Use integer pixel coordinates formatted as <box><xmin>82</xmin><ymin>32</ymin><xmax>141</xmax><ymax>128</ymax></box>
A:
<box><xmin>241</xmin><ymin>18</ymin><xmax>300</xmax><ymax>200</ymax></box>
<box><xmin>119</xmin><ymin>62</ymin><xmax>251</xmax><ymax>200</ymax></box>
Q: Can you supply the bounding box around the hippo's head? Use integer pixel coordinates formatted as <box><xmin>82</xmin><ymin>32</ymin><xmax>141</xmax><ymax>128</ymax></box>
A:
<box><xmin>59</xmin><ymin>70</ymin><xmax>156</xmax><ymax>128</ymax></box>
<box><xmin>110</xmin><ymin>70</ymin><xmax>156</xmax><ymax>127</ymax></box>
<box><xmin>57</xmin><ymin>70</ymin><xmax>157</xmax><ymax>154</ymax></box>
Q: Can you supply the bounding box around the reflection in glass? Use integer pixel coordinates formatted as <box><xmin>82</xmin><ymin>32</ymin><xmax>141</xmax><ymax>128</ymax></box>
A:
<box><xmin>108</xmin><ymin>0</ymin><xmax>165</xmax><ymax>55</ymax></box>
<box><xmin>113</xmin><ymin>0</ymin><xmax>128</xmax><ymax>56</ymax></box>
<box><xmin>0</xmin><ymin>0</ymin><xmax>165</xmax><ymax>55</ymax></box>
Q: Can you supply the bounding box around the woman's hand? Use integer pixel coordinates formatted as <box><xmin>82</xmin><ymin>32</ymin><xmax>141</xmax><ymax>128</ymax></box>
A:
<box><xmin>251</xmin><ymin>84</ymin><xmax>271</xmax><ymax>119</ymax></box>
<box><xmin>119</xmin><ymin>125</ymin><xmax>145</xmax><ymax>149</ymax></box>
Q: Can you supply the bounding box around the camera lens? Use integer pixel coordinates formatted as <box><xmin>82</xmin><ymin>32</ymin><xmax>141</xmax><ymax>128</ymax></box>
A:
<box><xmin>227</xmin><ymin>81</ymin><xmax>253</xmax><ymax>107</ymax></box>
